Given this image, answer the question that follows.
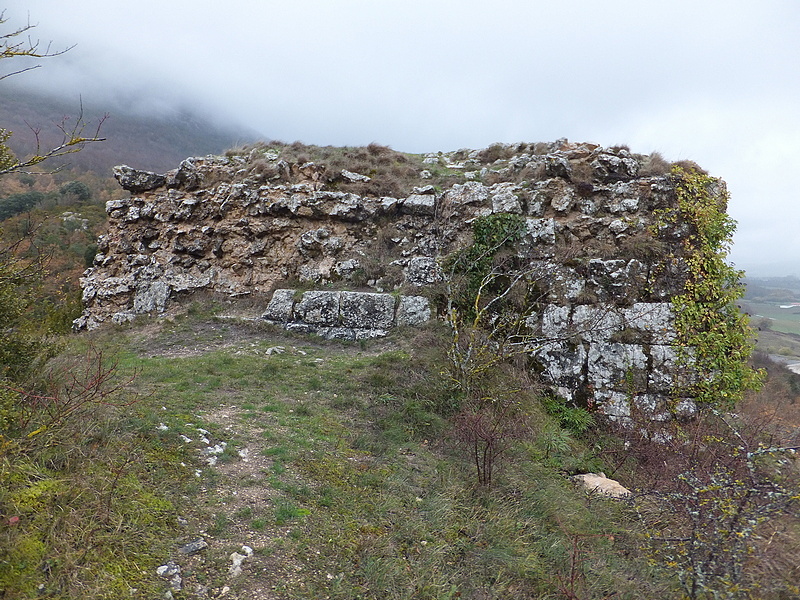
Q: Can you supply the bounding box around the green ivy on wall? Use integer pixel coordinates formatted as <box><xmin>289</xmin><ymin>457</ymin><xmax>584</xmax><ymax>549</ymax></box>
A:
<box><xmin>666</xmin><ymin>166</ymin><xmax>763</xmax><ymax>407</ymax></box>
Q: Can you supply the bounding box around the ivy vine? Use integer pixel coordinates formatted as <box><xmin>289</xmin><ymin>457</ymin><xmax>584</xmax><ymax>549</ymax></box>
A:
<box><xmin>666</xmin><ymin>166</ymin><xmax>762</xmax><ymax>407</ymax></box>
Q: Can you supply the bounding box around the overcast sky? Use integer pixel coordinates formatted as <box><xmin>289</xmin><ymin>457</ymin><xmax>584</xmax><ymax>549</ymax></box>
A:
<box><xmin>4</xmin><ymin>1</ymin><xmax>800</xmax><ymax>275</ymax></box>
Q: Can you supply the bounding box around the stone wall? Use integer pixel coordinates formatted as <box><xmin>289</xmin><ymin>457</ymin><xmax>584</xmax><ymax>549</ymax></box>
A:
<box><xmin>76</xmin><ymin>140</ymin><xmax>721</xmax><ymax>418</ymax></box>
<box><xmin>261</xmin><ymin>289</ymin><xmax>431</xmax><ymax>341</ymax></box>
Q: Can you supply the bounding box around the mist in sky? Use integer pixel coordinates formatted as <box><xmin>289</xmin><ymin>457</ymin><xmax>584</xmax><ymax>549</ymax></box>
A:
<box><xmin>4</xmin><ymin>1</ymin><xmax>800</xmax><ymax>275</ymax></box>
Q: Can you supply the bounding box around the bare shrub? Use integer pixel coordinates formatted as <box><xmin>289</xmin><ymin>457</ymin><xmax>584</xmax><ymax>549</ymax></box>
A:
<box><xmin>638</xmin><ymin>151</ymin><xmax>672</xmax><ymax>177</ymax></box>
<box><xmin>672</xmin><ymin>159</ymin><xmax>709</xmax><ymax>175</ymax></box>
<box><xmin>607</xmin><ymin>403</ymin><xmax>800</xmax><ymax>600</ymax></box>
<box><xmin>247</xmin><ymin>158</ymin><xmax>279</xmax><ymax>181</ymax></box>
<box><xmin>617</xmin><ymin>230</ymin><xmax>667</xmax><ymax>261</ymax></box>
<box><xmin>366</xmin><ymin>142</ymin><xmax>392</xmax><ymax>156</ymax></box>
<box><xmin>477</xmin><ymin>143</ymin><xmax>516</xmax><ymax>164</ymax></box>
<box><xmin>451</xmin><ymin>397</ymin><xmax>531</xmax><ymax>486</ymax></box>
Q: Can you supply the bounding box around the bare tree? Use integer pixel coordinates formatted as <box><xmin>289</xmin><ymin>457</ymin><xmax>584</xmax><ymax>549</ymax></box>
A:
<box><xmin>0</xmin><ymin>10</ymin><xmax>106</xmax><ymax>176</ymax></box>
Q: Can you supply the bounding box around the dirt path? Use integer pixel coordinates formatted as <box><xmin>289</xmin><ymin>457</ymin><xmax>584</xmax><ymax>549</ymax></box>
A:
<box><xmin>129</xmin><ymin>311</ymin><xmax>402</xmax><ymax>599</ymax></box>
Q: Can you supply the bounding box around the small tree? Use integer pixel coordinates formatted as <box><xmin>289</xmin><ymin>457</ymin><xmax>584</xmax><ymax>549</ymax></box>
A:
<box><xmin>443</xmin><ymin>214</ymin><xmax>551</xmax><ymax>485</ymax></box>
<box><xmin>0</xmin><ymin>11</ymin><xmax>105</xmax><ymax>380</ymax></box>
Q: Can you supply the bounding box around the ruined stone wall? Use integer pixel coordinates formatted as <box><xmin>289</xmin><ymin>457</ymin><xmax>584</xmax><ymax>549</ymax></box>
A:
<box><xmin>77</xmin><ymin>140</ymin><xmax>717</xmax><ymax>418</ymax></box>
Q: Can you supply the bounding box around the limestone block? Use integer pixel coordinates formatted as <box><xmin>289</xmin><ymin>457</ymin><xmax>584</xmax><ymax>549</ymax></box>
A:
<box><xmin>490</xmin><ymin>183</ymin><xmax>522</xmax><ymax>214</ymax></box>
<box><xmin>525</xmin><ymin>217</ymin><xmax>556</xmax><ymax>245</ymax></box>
<box><xmin>600</xmin><ymin>392</ymin><xmax>632</xmax><ymax>419</ymax></box>
<box><xmin>623</xmin><ymin>303</ymin><xmax>675</xmax><ymax>343</ymax></box>
<box><xmin>298</xmin><ymin>228</ymin><xmax>331</xmax><ymax>257</ymax></box>
<box><xmin>318</xmin><ymin>327</ymin><xmax>357</xmax><ymax>341</ymax></box>
<box><xmin>551</xmin><ymin>187</ymin><xmax>576</xmax><ymax>213</ymax></box>
<box><xmin>395</xmin><ymin>296</ymin><xmax>431</xmax><ymax>326</ymax></box>
<box><xmin>326</xmin><ymin>193</ymin><xmax>368</xmax><ymax>221</ymax></box>
<box><xmin>544</xmin><ymin>154</ymin><xmax>572</xmax><ymax>179</ymax></box>
<box><xmin>96</xmin><ymin>277</ymin><xmax>132</xmax><ymax>298</ymax></box>
<box><xmin>591</xmin><ymin>152</ymin><xmax>639</xmax><ymax>182</ymax></box>
<box><xmin>633</xmin><ymin>394</ymin><xmax>670</xmax><ymax>421</ymax></box>
<box><xmin>588</xmin><ymin>259</ymin><xmax>647</xmax><ymax>299</ymax></box>
<box><xmin>443</xmin><ymin>181</ymin><xmax>489</xmax><ymax>206</ymax></box>
<box><xmin>571</xmin><ymin>473</ymin><xmax>631</xmax><ymax>498</ymax></box>
<box><xmin>294</xmin><ymin>291</ymin><xmax>341</xmax><ymax>326</ymax></box>
<box><xmin>262</xmin><ymin>289</ymin><xmax>297</xmax><ymax>322</ymax></box>
<box><xmin>133</xmin><ymin>280</ymin><xmax>171</xmax><ymax>313</ymax></box>
<box><xmin>339</xmin><ymin>291</ymin><xmax>395</xmax><ymax>329</ymax></box>
<box><xmin>318</xmin><ymin>327</ymin><xmax>389</xmax><ymax>341</ymax></box>
<box><xmin>649</xmin><ymin>344</ymin><xmax>686</xmax><ymax>392</ymax></box>
<box><xmin>571</xmin><ymin>304</ymin><xmax>622</xmax><ymax>343</ymax></box>
<box><xmin>341</xmin><ymin>169</ymin><xmax>371</xmax><ymax>182</ymax></box>
<box><xmin>587</xmin><ymin>342</ymin><xmax>647</xmax><ymax>390</ymax></box>
<box><xmin>113</xmin><ymin>165</ymin><xmax>166</xmax><ymax>193</ymax></box>
<box><xmin>105</xmin><ymin>198</ymin><xmax>130</xmax><ymax>213</ymax></box>
<box><xmin>533</xmin><ymin>341</ymin><xmax>587</xmax><ymax>387</ymax></box>
<box><xmin>608</xmin><ymin>219</ymin><xmax>629</xmax><ymax>235</ymax></box>
<box><xmin>334</xmin><ymin>259</ymin><xmax>361</xmax><ymax>278</ymax></box>
<box><xmin>402</xmin><ymin>194</ymin><xmax>436</xmax><ymax>216</ymax></box>
<box><xmin>405</xmin><ymin>256</ymin><xmax>442</xmax><ymax>286</ymax></box>
<box><xmin>541</xmin><ymin>305</ymin><xmax>571</xmax><ymax>339</ymax></box>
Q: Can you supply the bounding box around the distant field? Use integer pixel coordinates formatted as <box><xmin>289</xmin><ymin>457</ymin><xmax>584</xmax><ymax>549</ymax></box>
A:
<box><xmin>755</xmin><ymin>330</ymin><xmax>800</xmax><ymax>359</ymax></box>
<box><xmin>741</xmin><ymin>300</ymin><xmax>800</xmax><ymax>336</ymax></box>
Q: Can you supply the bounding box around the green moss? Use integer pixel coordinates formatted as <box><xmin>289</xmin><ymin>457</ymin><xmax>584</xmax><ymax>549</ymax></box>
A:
<box><xmin>0</xmin><ymin>533</ymin><xmax>47</xmax><ymax>597</ymax></box>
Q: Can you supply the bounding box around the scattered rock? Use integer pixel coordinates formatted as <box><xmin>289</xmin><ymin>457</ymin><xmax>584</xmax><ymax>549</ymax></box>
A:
<box><xmin>229</xmin><ymin>545</ymin><xmax>254</xmax><ymax>577</ymax></box>
<box><xmin>402</xmin><ymin>193</ymin><xmax>436</xmax><ymax>216</ymax></box>
<box><xmin>571</xmin><ymin>473</ymin><xmax>631</xmax><ymax>498</ymax></box>
<box><xmin>113</xmin><ymin>165</ymin><xmax>166</xmax><ymax>193</ymax></box>
<box><xmin>341</xmin><ymin>169</ymin><xmax>371</xmax><ymax>182</ymax></box>
<box><xmin>179</xmin><ymin>538</ymin><xmax>208</xmax><ymax>554</ymax></box>
<box><xmin>156</xmin><ymin>561</ymin><xmax>182</xmax><ymax>591</ymax></box>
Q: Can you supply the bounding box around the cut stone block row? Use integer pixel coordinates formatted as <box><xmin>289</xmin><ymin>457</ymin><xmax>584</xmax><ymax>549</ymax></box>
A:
<box><xmin>262</xmin><ymin>289</ymin><xmax>431</xmax><ymax>337</ymax></box>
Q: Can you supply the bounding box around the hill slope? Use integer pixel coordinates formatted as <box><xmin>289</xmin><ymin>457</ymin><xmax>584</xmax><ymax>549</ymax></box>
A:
<box><xmin>0</xmin><ymin>85</ymin><xmax>256</xmax><ymax>174</ymax></box>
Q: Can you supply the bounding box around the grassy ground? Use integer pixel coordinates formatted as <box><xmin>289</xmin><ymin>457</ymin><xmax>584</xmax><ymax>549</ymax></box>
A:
<box><xmin>0</xmin><ymin>305</ymin><xmax>678</xmax><ymax>599</ymax></box>
<box><xmin>5</xmin><ymin>303</ymin><xmax>799</xmax><ymax>599</ymax></box>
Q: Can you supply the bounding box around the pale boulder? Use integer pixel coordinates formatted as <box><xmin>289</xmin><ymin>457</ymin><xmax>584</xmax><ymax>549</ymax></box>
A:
<box><xmin>571</xmin><ymin>472</ymin><xmax>631</xmax><ymax>498</ymax></box>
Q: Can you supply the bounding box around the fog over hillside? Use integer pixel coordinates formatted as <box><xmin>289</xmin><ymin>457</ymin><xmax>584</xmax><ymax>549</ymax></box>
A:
<box><xmin>0</xmin><ymin>84</ymin><xmax>256</xmax><ymax>174</ymax></box>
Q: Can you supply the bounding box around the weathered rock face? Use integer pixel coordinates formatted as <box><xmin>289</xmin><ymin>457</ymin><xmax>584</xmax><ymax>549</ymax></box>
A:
<box><xmin>77</xmin><ymin>140</ymin><xmax>719</xmax><ymax>418</ymax></box>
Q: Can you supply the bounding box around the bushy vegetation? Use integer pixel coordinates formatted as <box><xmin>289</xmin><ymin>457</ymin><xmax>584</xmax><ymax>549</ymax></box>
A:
<box><xmin>659</xmin><ymin>167</ymin><xmax>763</xmax><ymax>407</ymax></box>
